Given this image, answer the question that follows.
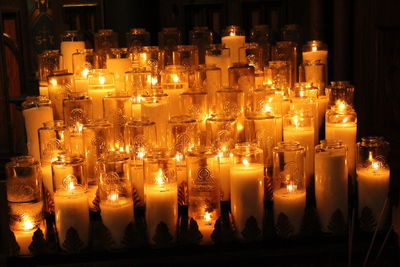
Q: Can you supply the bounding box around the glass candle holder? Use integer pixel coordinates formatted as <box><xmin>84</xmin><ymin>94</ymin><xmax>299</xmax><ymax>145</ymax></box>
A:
<box><xmin>51</xmin><ymin>153</ymin><xmax>86</xmax><ymax>192</ymax></box>
<box><xmin>230</xmin><ymin>142</ymin><xmax>264</xmax><ymax>240</ymax></box>
<box><xmin>250</xmin><ymin>25</ymin><xmax>271</xmax><ymax>67</ymax></box>
<box><xmin>302</xmin><ymin>40</ymin><xmax>328</xmax><ymax>83</ymax></box>
<box><xmin>272</xmin><ymin>141</ymin><xmax>306</xmax><ymax>236</ymax></box>
<box><xmin>325</xmin><ymin>102</ymin><xmax>357</xmax><ymax>179</ymax></box>
<box><xmin>103</xmin><ymin>95</ymin><xmax>133</xmax><ymax>151</ymax></box>
<box><xmin>168</xmin><ymin>115</ymin><xmax>199</xmax><ymax>155</ymax></box>
<box><xmin>161</xmin><ymin>65</ymin><xmax>189</xmax><ymax>90</ymax></box>
<box><xmin>140</xmin><ymin>94</ymin><xmax>169</xmax><ymax>147</ymax></box>
<box><xmin>326</xmin><ymin>81</ymin><xmax>355</xmax><ymax>108</ymax></box>
<box><xmin>82</xmin><ymin>119</ymin><xmax>113</xmax><ymax>209</ymax></box>
<box><xmin>125</xmin><ymin>119</ymin><xmax>157</xmax><ymax>207</ymax></box>
<box><xmin>98</xmin><ymin>151</ymin><xmax>134</xmax><ymax>246</ymax></box>
<box><xmin>22</xmin><ymin>96</ymin><xmax>54</xmax><ymax>162</ymax></box>
<box><xmin>6</xmin><ymin>156</ymin><xmax>44</xmax><ymax>254</ymax></box>
<box><xmin>189</xmin><ymin>26</ymin><xmax>213</xmax><ymax>64</ymax></box>
<box><xmin>87</xmin><ymin>69</ymin><xmax>116</xmax><ymax>119</ymax></box>
<box><xmin>134</xmin><ymin>46</ymin><xmax>165</xmax><ymax>73</ymax></box>
<box><xmin>72</xmin><ymin>49</ymin><xmax>100</xmax><ymax>93</ymax></box>
<box><xmin>265</xmin><ymin>60</ymin><xmax>290</xmax><ymax>95</ymax></box>
<box><xmin>239</xmin><ymin>43</ymin><xmax>264</xmax><ymax>88</ymax></box>
<box><xmin>206</xmin><ymin>114</ymin><xmax>237</xmax><ymax>151</ymax></box>
<box><xmin>60</xmin><ymin>30</ymin><xmax>85</xmax><ymax>73</ymax></box>
<box><xmin>144</xmin><ymin>149</ymin><xmax>178</xmax><ymax>245</ymax></box>
<box><xmin>303</xmin><ymin>60</ymin><xmax>326</xmax><ymax>92</ymax></box>
<box><xmin>357</xmin><ymin>136</ymin><xmax>390</xmax><ymax>231</ymax></box>
<box><xmin>180</xmin><ymin>90</ymin><xmax>208</xmax><ymax>142</ymax></box>
<box><xmin>63</xmin><ymin>93</ymin><xmax>93</xmax><ymax>133</ymax></box>
<box><xmin>172</xmin><ymin>45</ymin><xmax>199</xmax><ymax>69</ymax></box>
<box><xmin>106</xmin><ymin>48</ymin><xmax>132</xmax><ymax>94</ymax></box>
<box><xmin>47</xmin><ymin>71</ymin><xmax>74</xmax><ymax>120</ymax></box>
<box><xmin>315</xmin><ymin>140</ymin><xmax>348</xmax><ymax>233</ymax></box>
<box><xmin>200</xmin><ymin>65</ymin><xmax>221</xmax><ymax>114</ymax></box>
<box><xmin>283</xmin><ymin>110</ymin><xmax>315</xmax><ymax>187</ymax></box>
<box><xmin>221</xmin><ymin>25</ymin><xmax>245</xmax><ymax>64</ymax></box>
<box><xmin>127</xmin><ymin>28</ymin><xmax>151</xmax><ymax>49</ymax></box>
<box><xmin>53</xmin><ymin>182</ymin><xmax>89</xmax><ymax>251</ymax></box>
<box><xmin>158</xmin><ymin>27</ymin><xmax>182</xmax><ymax>48</ymax></box>
<box><xmin>186</xmin><ymin>147</ymin><xmax>220</xmax><ymax>244</ymax></box>
<box><xmin>125</xmin><ymin>68</ymin><xmax>156</xmax><ymax>97</ymax></box>
<box><xmin>38</xmin><ymin>50</ymin><xmax>63</xmax><ymax>97</ymax></box>
<box><xmin>94</xmin><ymin>29</ymin><xmax>119</xmax><ymax>68</ymax></box>
<box><xmin>271</xmin><ymin>41</ymin><xmax>299</xmax><ymax>89</ymax></box>
<box><xmin>228</xmin><ymin>63</ymin><xmax>255</xmax><ymax>94</ymax></box>
<box><xmin>205</xmin><ymin>44</ymin><xmax>231</xmax><ymax>87</ymax></box>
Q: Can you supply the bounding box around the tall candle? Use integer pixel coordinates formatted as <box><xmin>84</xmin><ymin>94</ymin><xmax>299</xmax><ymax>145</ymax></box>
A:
<box><xmin>302</xmin><ymin>50</ymin><xmax>328</xmax><ymax>70</ymax></box>
<box><xmin>315</xmin><ymin>142</ymin><xmax>348</xmax><ymax>231</ymax></box>
<box><xmin>130</xmin><ymin>162</ymin><xmax>145</xmax><ymax>206</ymax></box>
<box><xmin>284</xmin><ymin>126</ymin><xmax>315</xmax><ymax>186</ymax></box>
<box><xmin>13</xmin><ymin>218</ymin><xmax>36</xmax><ymax>255</ymax></box>
<box><xmin>145</xmin><ymin>182</ymin><xmax>178</xmax><ymax>243</ymax></box>
<box><xmin>87</xmin><ymin>85</ymin><xmax>115</xmax><ymax>119</ymax></box>
<box><xmin>100</xmin><ymin>196</ymin><xmax>134</xmax><ymax>246</ymax></box>
<box><xmin>54</xmin><ymin>185</ymin><xmax>89</xmax><ymax>249</ymax></box>
<box><xmin>205</xmin><ymin>55</ymin><xmax>230</xmax><ymax>87</ymax></box>
<box><xmin>221</xmin><ymin>35</ymin><xmax>245</xmax><ymax>64</ymax></box>
<box><xmin>230</xmin><ymin>160</ymin><xmax>264</xmax><ymax>239</ymax></box>
<box><xmin>41</xmin><ymin>164</ymin><xmax>53</xmax><ymax>195</ymax></box>
<box><xmin>23</xmin><ymin>105</ymin><xmax>54</xmax><ymax>162</ymax></box>
<box><xmin>141</xmin><ymin>97</ymin><xmax>169</xmax><ymax>147</ymax></box>
<box><xmin>198</xmin><ymin>212</ymin><xmax>214</xmax><ymax>245</ymax></box>
<box><xmin>106</xmin><ymin>58</ymin><xmax>132</xmax><ymax>93</ymax></box>
<box><xmin>218</xmin><ymin>156</ymin><xmax>231</xmax><ymax>202</ymax></box>
<box><xmin>357</xmin><ymin>163</ymin><xmax>390</xmax><ymax>228</ymax></box>
<box><xmin>273</xmin><ymin>186</ymin><xmax>306</xmax><ymax>234</ymax></box>
<box><xmin>166</xmin><ymin>88</ymin><xmax>184</xmax><ymax>117</ymax></box>
<box><xmin>60</xmin><ymin>41</ymin><xmax>85</xmax><ymax>73</ymax></box>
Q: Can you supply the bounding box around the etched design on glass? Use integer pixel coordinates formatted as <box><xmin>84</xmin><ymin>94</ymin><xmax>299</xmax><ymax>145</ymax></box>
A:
<box><xmin>113</xmin><ymin>108</ymin><xmax>127</xmax><ymax>125</ymax></box>
<box><xmin>194</xmin><ymin>168</ymin><xmax>215</xmax><ymax>185</ymax></box>
<box><xmin>43</xmin><ymin>139</ymin><xmax>63</xmax><ymax>158</ymax></box>
<box><xmin>102</xmin><ymin>171</ymin><xmax>120</xmax><ymax>185</ymax></box>
<box><xmin>70</xmin><ymin>108</ymin><xmax>84</xmax><ymax>124</ymax></box>
<box><xmin>9</xmin><ymin>184</ymin><xmax>35</xmax><ymax>201</ymax></box>
<box><xmin>133</xmin><ymin>134</ymin><xmax>146</xmax><ymax>149</ymax></box>
<box><xmin>281</xmin><ymin>161</ymin><xmax>301</xmax><ymax>186</ymax></box>
<box><xmin>158</xmin><ymin>168</ymin><xmax>176</xmax><ymax>184</ymax></box>
<box><xmin>188</xmin><ymin>104</ymin><xmax>200</xmax><ymax>118</ymax></box>
<box><xmin>223</xmin><ymin>101</ymin><xmax>239</xmax><ymax>116</ymax></box>
<box><xmin>91</xmin><ymin>135</ymin><xmax>106</xmax><ymax>156</ymax></box>
<box><xmin>175</xmin><ymin>133</ymin><xmax>190</xmax><ymax>152</ymax></box>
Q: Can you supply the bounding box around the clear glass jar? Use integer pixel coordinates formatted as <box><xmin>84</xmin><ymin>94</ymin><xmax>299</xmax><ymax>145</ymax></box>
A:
<box><xmin>51</xmin><ymin>153</ymin><xmax>86</xmax><ymax>192</ymax></box>
<box><xmin>143</xmin><ymin>149</ymin><xmax>178</xmax><ymax>244</ymax></box>
<box><xmin>87</xmin><ymin>69</ymin><xmax>116</xmax><ymax>119</ymax></box>
<box><xmin>281</xmin><ymin>24</ymin><xmax>302</xmax><ymax>43</ymax></box>
<box><xmin>315</xmin><ymin>140</ymin><xmax>348</xmax><ymax>233</ymax></box>
<box><xmin>264</xmin><ymin>60</ymin><xmax>290</xmax><ymax>95</ymax></box>
<box><xmin>230</xmin><ymin>142</ymin><xmax>264</xmax><ymax>240</ymax></box>
<box><xmin>205</xmin><ymin>44</ymin><xmax>231</xmax><ymax>87</ymax></box>
<box><xmin>127</xmin><ymin>28</ymin><xmax>150</xmax><ymax>49</ymax></box>
<box><xmin>272</xmin><ymin>141</ymin><xmax>306</xmax><ymax>236</ymax></box>
<box><xmin>60</xmin><ymin>30</ymin><xmax>85</xmax><ymax>73</ymax></box>
<box><xmin>63</xmin><ymin>93</ymin><xmax>93</xmax><ymax>133</ymax></box>
<box><xmin>47</xmin><ymin>71</ymin><xmax>75</xmax><ymax>120</ymax></box>
<box><xmin>271</xmin><ymin>41</ymin><xmax>298</xmax><ymax>89</ymax></box>
<box><xmin>94</xmin><ymin>29</ymin><xmax>118</xmax><ymax>51</ymax></box>
<box><xmin>189</xmin><ymin>26</ymin><xmax>213</xmax><ymax>64</ymax></box>
<box><xmin>228</xmin><ymin>63</ymin><xmax>255</xmax><ymax>94</ymax></box>
<box><xmin>206</xmin><ymin>114</ymin><xmax>237</xmax><ymax>151</ymax></box>
<box><xmin>250</xmin><ymin>25</ymin><xmax>271</xmax><ymax>65</ymax></box>
<box><xmin>134</xmin><ymin>46</ymin><xmax>165</xmax><ymax>73</ymax></box>
<box><xmin>38</xmin><ymin>50</ymin><xmax>63</xmax><ymax>96</ymax></box>
<box><xmin>186</xmin><ymin>147</ymin><xmax>220</xmax><ymax>244</ymax></box>
<box><xmin>357</xmin><ymin>136</ymin><xmax>390</xmax><ymax>231</ymax></box>
<box><xmin>168</xmin><ymin>115</ymin><xmax>199</xmax><ymax>155</ymax></box>
<box><xmin>325</xmin><ymin>81</ymin><xmax>355</xmax><ymax>108</ymax></box>
<box><xmin>158</xmin><ymin>27</ymin><xmax>182</xmax><ymax>48</ymax></box>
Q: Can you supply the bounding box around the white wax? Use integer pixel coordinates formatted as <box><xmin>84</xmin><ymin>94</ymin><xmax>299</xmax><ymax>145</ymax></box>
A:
<box><xmin>87</xmin><ymin>86</ymin><xmax>115</xmax><ymax>119</ymax></box>
<box><xmin>357</xmin><ymin>167</ymin><xmax>390</xmax><ymax>229</ymax></box>
<box><xmin>302</xmin><ymin>50</ymin><xmax>328</xmax><ymax>81</ymax></box>
<box><xmin>23</xmin><ymin>106</ymin><xmax>54</xmax><ymax>162</ymax></box>
<box><xmin>230</xmin><ymin>163</ymin><xmax>264</xmax><ymax>239</ymax></box>
<box><xmin>284</xmin><ymin>126</ymin><xmax>315</xmax><ymax>186</ymax></box>
<box><xmin>141</xmin><ymin>101</ymin><xmax>169</xmax><ymax>147</ymax></box>
<box><xmin>60</xmin><ymin>41</ymin><xmax>85</xmax><ymax>73</ymax></box>
<box><xmin>218</xmin><ymin>157</ymin><xmax>231</xmax><ymax>201</ymax></box>
<box><xmin>131</xmin><ymin>103</ymin><xmax>141</xmax><ymax>120</ymax></box>
<box><xmin>130</xmin><ymin>163</ymin><xmax>144</xmax><ymax>206</ymax></box>
<box><xmin>106</xmin><ymin>58</ymin><xmax>131</xmax><ymax>93</ymax></box>
<box><xmin>39</xmin><ymin>85</ymin><xmax>48</xmax><ymax>97</ymax></box>
<box><xmin>145</xmin><ymin>184</ymin><xmax>178</xmax><ymax>243</ymax></box>
<box><xmin>52</xmin><ymin>165</ymin><xmax>74</xmax><ymax>192</ymax></box>
<box><xmin>100</xmin><ymin>198</ymin><xmax>134</xmax><ymax>246</ymax></box>
<box><xmin>165</xmin><ymin>89</ymin><xmax>184</xmax><ymax>117</ymax></box>
<box><xmin>48</xmin><ymin>84</ymin><xmax>66</xmax><ymax>120</ymax></box>
<box><xmin>273</xmin><ymin>188</ymin><xmax>306</xmax><ymax>234</ymax></box>
<box><xmin>42</xmin><ymin>164</ymin><xmax>53</xmax><ymax>195</ymax></box>
<box><xmin>205</xmin><ymin>55</ymin><xmax>231</xmax><ymax>87</ymax></box>
<box><xmin>315</xmin><ymin>151</ymin><xmax>348</xmax><ymax>231</ymax></box>
<box><xmin>198</xmin><ymin>220</ymin><xmax>214</xmax><ymax>245</ymax></box>
<box><xmin>317</xmin><ymin>96</ymin><xmax>328</xmax><ymax>133</ymax></box>
<box><xmin>14</xmin><ymin>229</ymin><xmax>35</xmax><ymax>255</ymax></box>
<box><xmin>326</xmin><ymin>122</ymin><xmax>357</xmax><ymax>178</ymax></box>
<box><xmin>275</xmin><ymin>116</ymin><xmax>283</xmax><ymax>143</ymax></box>
<box><xmin>74</xmin><ymin>78</ymin><xmax>89</xmax><ymax>93</ymax></box>
<box><xmin>54</xmin><ymin>189</ymin><xmax>89</xmax><ymax>249</ymax></box>
<box><xmin>221</xmin><ymin>35</ymin><xmax>245</xmax><ymax>64</ymax></box>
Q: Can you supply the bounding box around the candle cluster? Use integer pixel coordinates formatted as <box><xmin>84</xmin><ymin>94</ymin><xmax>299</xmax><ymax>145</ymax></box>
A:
<box><xmin>7</xmin><ymin>26</ymin><xmax>391</xmax><ymax>254</ymax></box>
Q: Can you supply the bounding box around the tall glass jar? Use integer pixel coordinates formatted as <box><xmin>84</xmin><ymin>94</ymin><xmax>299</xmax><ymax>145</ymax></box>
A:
<box><xmin>6</xmin><ymin>156</ymin><xmax>43</xmax><ymax>255</ymax></box>
<box><xmin>206</xmin><ymin>114</ymin><xmax>237</xmax><ymax>152</ymax></box>
<box><xmin>127</xmin><ymin>28</ymin><xmax>151</xmax><ymax>49</ymax></box>
<box><xmin>302</xmin><ymin>40</ymin><xmax>328</xmax><ymax>83</ymax></box>
<box><xmin>60</xmin><ymin>30</ymin><xmax>85</xmax><ymax>73</ymax></box>
<box><xmin>250</xmin><ymin>25</ymin><xmax>271</xmax><ymax>66</ymax></box>
<box><xmin>264</xmin><ymin>61</ymin><xmax>290</xmax><ymax>95</ymax></box>
<box><xmin>228</xmin><ymin>63</ymin><xmax>255</xmax><ymax>94</ymax></box>
<box><xmin>38</xmin><ymin>50</ymin><xmax>63</xmax><ymax>97</ymax></box>
<box><xmin>87</xmin><ymin>69</ymin><xmax>116</xmax><ymax>119</ymax></box>
<box><xmin>272</xmin><ymin>141</ymin><xmax>306</xmax><ymax>237</ymax></box>
<box><xmin>238</xmin><ymin>43</ymin><xmax>264</xmax><ymax>87</ymax></box>
<box><xmin>325</xmin><ymin>81</ymin><xmax>355</xmax><ymax>108</ymax></box>
<box><xmin>189</xmin><ymin>26</ymin><xmax>213</xmax><ymax>64</ymax></box>
<box><xmin>47</xmin><ymin>71</ymin><xmax>75</xmax><ymax>120</ymax></box>
<box><xmin>357</xmin><ymin>136</ymin><xmax>390</xmax><ymax>231</ymax></box>
<box><xmin>98</xmin><ymin>151</ymin><xmax>134</xmax><ymax>247</ymax></box>
<box><xmin>106</xmin><ymin>48</ymin><xmax>132</xmax><ymax>94</ymax></box>
<box><xmin>22</xmin><ymin>96</ymin><xmax>54</xmax><ymax>162</ymax></box>
<box><xmin>63</xmin><ymin>93</ymin><xmax>93</xmax><ymax>133</ymax></box>
<box><xmin>144</xmin><ymin>149</ymin><xmax>178</xmax><ymax>245</ymax></box>
<box><xmin>205</xmin><ymin>44</ymin><xmax>231</xmax><ymax>87</ymax></box>
<box><xmin>271</xmin><ymin>41</ymin><xmax>299</xmax><ymax>89</ymax></box>
<box><xmin>221</xmin><ymin>25</ymin><xmax>245</xmax><ymax>64</ymax></box>
<box><xmin>315</xmin><ymin>140</ymin><xmax>348</xmax><ymax>233</ymax></box>
<box><xmin>230</xmin><ymin>143</ymin><xmax>264</xmax><ymax>241</ymax></box>
<box><xmin>187</xmin><ymin>147</ymin><xmax>220</xmax><ymax>244</ymax></box>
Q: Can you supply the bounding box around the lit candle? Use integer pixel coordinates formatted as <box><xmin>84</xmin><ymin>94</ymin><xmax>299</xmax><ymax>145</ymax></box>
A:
<box><xmin>39</xmin><ymin>84</ymin><xmax>49</xmax><ymax>97</ymax></box>
<box><xmin>357</xmin><ymin>158</ymin><xmax>390</xmax><ymax>227</ymax></box>
<box><xmin>60</xmin><ymin>41</ymin><xmax>85</xmax><ymax>73</ymax></box>
<box><xmin>87</xmin><ymin>72</ymin><xmax>115</xmax><ymax>119</ymax></box>
<box><xmin>198</xmin><ymin>212</ymin><xmax>214</xmax><ymax>245</ymax></box>
<box><xmin>315</xmin><ymin>140</ymin><xmax>348</xmax><ymax>232</ymax></box>
<box><xmin>218</xmin><ymin>153</ymin><xmax>232</xmax><ymax>202</ymax></box>
<box><xmin>273</xmin><ymin>185</ymin><xmax>306</xmax><ymax>234</ymax></box>
<box><xmin>106</xmin><ymin>57</ymin><xmax>132</xmax><ymax>93</ymax></box>
<box><xmin>230</xmin><ymin>158</ymin><xmax>264</xmax><ymax>239</ymax></box>
<box><xmin>145</xmin><ymin>168</ymin><xmax>178</xmax><ymax>243</ymax></box>
<box><xmin>130</xmin><ymin>161</ymin><xmax>145</xmax><ymax>207</ymax></box>
<box><xmin>100</xmin><ymin>192</ymin><xmax>134</xmax><ymax>246</ymax></box>
<box><xmin>13</xmin><ymin>217</ymin><xmax>36</xmax><ymax>255</ymax></box>
<box><xmin>54</xmin><ymin>183</ymin><xmax>89</xmax><ymax>250</ymax></box>
<box><xmin>205</xmin><ymin>50</ymin><xmax>231</xmax><ymax>87</ymax></box>
<box><xmin>141</xmin><ymin>95</ymin><xmax>169</xmax><ymax>147</ymax></box>
<box><xmin>166</xmin><ymin>88</ymin><xmax>184</xmax><ymax>117</ymax></box>
<box><xmin>221</xmin><ymin>33</ymin><xmax>245</xmax><ymax>64</ymax></box>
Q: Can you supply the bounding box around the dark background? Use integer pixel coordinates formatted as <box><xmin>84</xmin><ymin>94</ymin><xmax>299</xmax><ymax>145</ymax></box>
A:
<box><xmin>0</xmin><ymin>0</ymin><xmax>399</xmax><ymax>181</ymax></box>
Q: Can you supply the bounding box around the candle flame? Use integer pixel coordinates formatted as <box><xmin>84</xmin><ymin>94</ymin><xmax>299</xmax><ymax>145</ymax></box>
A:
<box><xmin>68</xmin><ymin>182</ymin><xmax>75</xmax><ymax>191</ymax></box>
<box><xmin>152</xmin><ymin>77</ymin><xmax>158</xmax><ymax>86</ymax></box>
<box><xmin>22</xmin><ymin>216</ymin><xmax>34</xmax><ymax>230</ymax></box>
<box><xmin>229</xmin><ymin>32</ymin><xmax>235</xmax><ymax>37</ymax></box>
<box><xmin>172</xmin><ymin>74</ymin><xmax>179</xmax><ymax>83</ymax></box>
<box><xmin>81</xmin><ymin>68</ymin><xmax>89</xmax><ymax>78</ymax></box>
<box><xmin>293</xmin><ymin>116</ymin><xmax>300</xmax><ymax>128</ymax></box>
<box><xmin>218</xmin><ymin>151</ymin><xmax>223</xmax><ymax>158</ymax></box>
<box><xmin>108</xmin><ymin>192</ymin><xmax>119</xmax><ymax>202</ymax></box>
<box><xmin>263</xmin><ymin>103</ymin><xmax>272</xmax><ymax>113</ymax></box>
<box><xmin>368</xmin><ymin>151</ymin><xmax>373</xmax><ymax>162</ymax></box>
<box><xmin>342</xmin><ymin>117</ymin><xmax>348</xmax><ymax>123</ymax></box>
<box><xmin>99</xmin><ymin>76</ymin><xmax>106</xmax><ymax>85</ymax></box>
<box><xmin>242</xmin><ymin>158</ymin><xmax>249</xmax><ymax>166</ymax></box>
<box><xmin>372</xmin><ymin>161</ymin><xmax>380</xmax><ymax>170</ymax></box>
<box><xmin>175</xmin><ymin>152</ymin><xmax>183</xmax><ymax>162</ymax></box>
<box><xmin>312</xmin><ymin>46</ymin><xmax>317</xmax><ymax>52</ymax></box>
<box><xmin>74</xmin><ymin>122</ymin><xmax>83</xmax><ymax>133</ymax></box>
<box><xmin>50</xmin><ymin>79</ymin><xmax>57</xmax><ymax>86</ymax></box>
<box><xmin>204</xmin><ymin>212</ymin><xmax>211</xmax><ymax>222</ymax></box>
<box><xmin>287</xmin><ymin>184</ymin><xmax>297</xmax><ymax>193</ymax></box>
<box><xmin>336</xmin><ymin>100</ymin><xmax>346</xmax><ymax>110</ymax></box>
<box><xmin>137</xmin><ymin>150</ymin><xmax>145</xmax><ymax>159</ymax></box>
<box><xmin>155</xmin><ymin>168</ymin><xmax>164</xmax><ymax>185</ymax></box>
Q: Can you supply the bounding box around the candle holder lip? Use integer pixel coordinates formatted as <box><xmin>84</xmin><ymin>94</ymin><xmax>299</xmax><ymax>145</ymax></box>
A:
<box><xmin>129</xmin><ymin>27</ymin><xmax>148</xmax><ymax>33</ymax></box>
<box><xmin>83</xmin><ymin>119</ymin><xmax>112</xmax><ymax>129</ymax></box>
<box><xmin>108</xmin><ymin>47</ymin><xmax>130</xmax><ymax>58</ymax></box>
<box><xmin>327</xmin><ymin>104</ymin><xmax>357</xmax><ymax>119</ymax></box>
<box><xmin>360</xmin><ymin>136</ymin><xmax>389</xmax><ymax>147</ymax></box>
<box><xmin>222</xmin><ymin>25</ymin><xmax>244</xmax><ymax>36</ymax></box>
<box><xmin>8</xmin><ymin>155</ymin><xmax>38</xmax><ymax>166</ymax></box>
<box><xmin>47</xmin><ymin>70</ymin><xmax>73</xmax><ymax>78</ymax></box>
<box><xmin>98</xmin><ymin>150</ymin><xmax>130</xmax><ymax>163</ymax></box>
<box><xmin>169</xmin><ymin>115</ymin><xmax>197</xmax><ymax>124</ymax></box>
<box><xmin>206</xmin><ymin>113</ymin><xmax>236</xmax><ymax>122</ymax></box>
<box><xmin>61</xmin><ymin>30</ymin><xmax>84</xmax><ymax>41</ymax></box>
<box><xmin>245</xmin><ymin>112</ymin><xmax>275</xmax><ymax>120</ymax></box>
<box><xmin>55</xmin><ymin>184</ymin><xmax>85</xmax><ymax>196</ymax></box>
<box><xmin>316</xmin><ymin>139</ymin><xmax>346</xmax><ymax>151</ymax></box>
<box><xmin>216</xmin><ymin>87</ymin><xmax>244</xmax><ymax>93</ymax></box>
<box><xmin>303</xmin><ymin>40</ymin><xmax>328</xmax><ymax>50</ymax></box>
<box><xmin>186</xmin><ymin>146</ymin><xmax>217</xmax><ymax>158</ymax></box>
<box><xmin>126</xmin><ymin>118</ymin><xmax>155</xmax><ymax>127</ymax></box>
<box><xmin>268</xmin><ymin>60</ymin><xmax>289</xmax><ymax>67</ymax></box>
<box><xmin>181</xmin><ymin>89</ymin><xmax>207</xmax><ymax>96</ymax></box>
<box><xmin>52</xmin><ymin>152</ymin><xmax>84</xmax><ymax>165</ymax></box>
<box><xmin>274</xmin><ymin>141</ymin><xmax>305</xmax><ymax>152</ymax></box>
<box><xmin>144</xmin><ymin>148</ymin><xmax>175</xmax><ymax>160</ymax></box>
